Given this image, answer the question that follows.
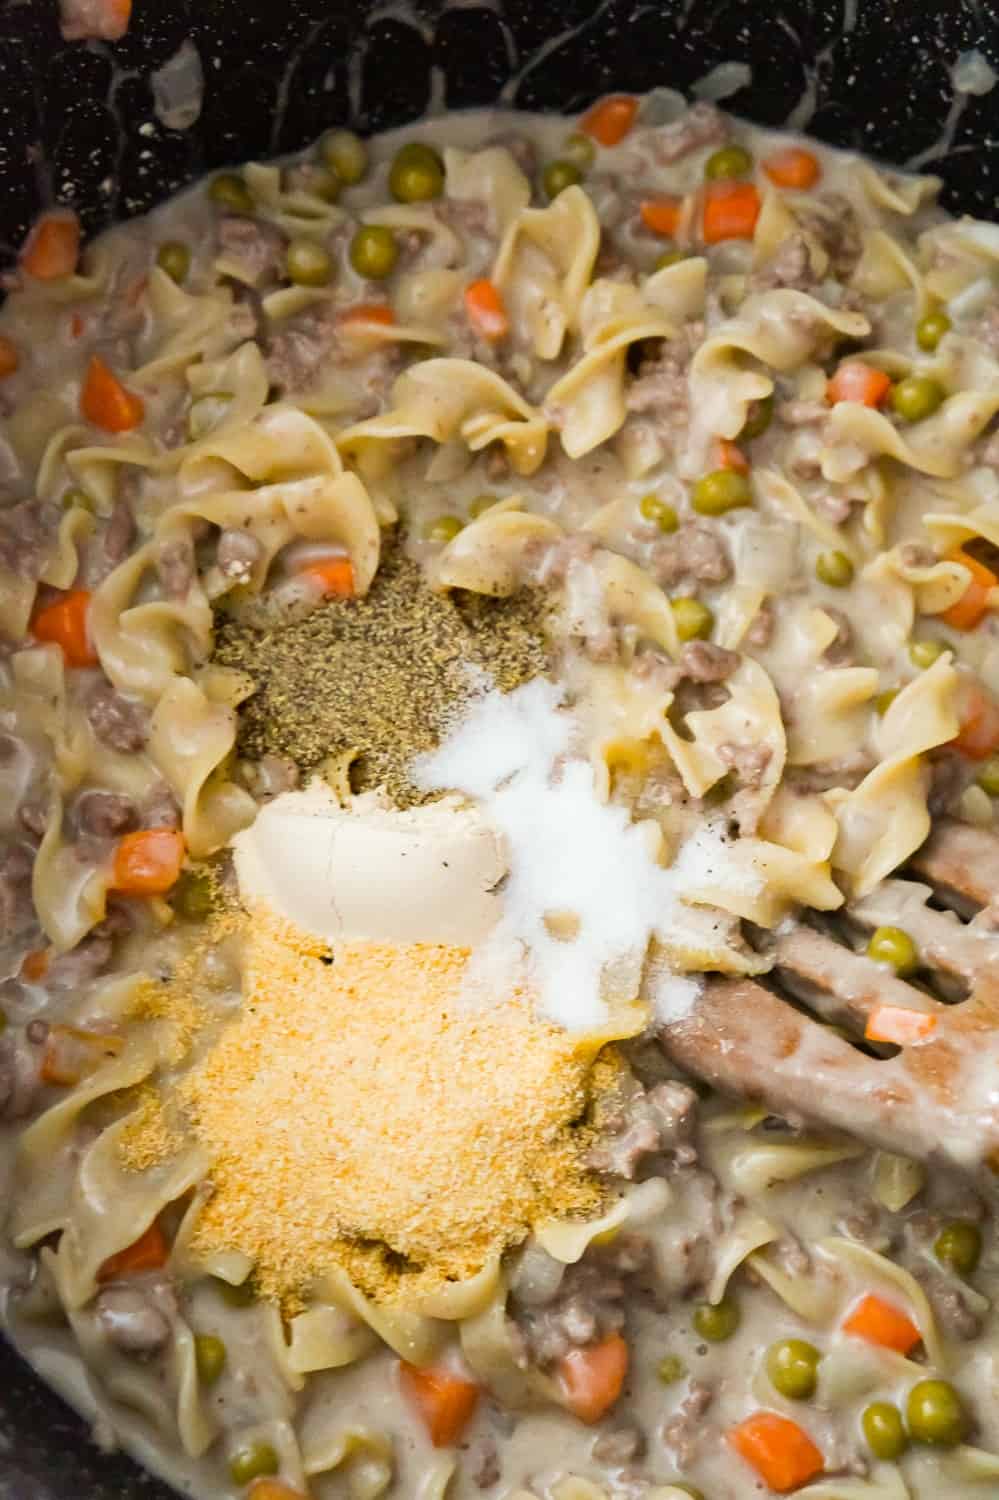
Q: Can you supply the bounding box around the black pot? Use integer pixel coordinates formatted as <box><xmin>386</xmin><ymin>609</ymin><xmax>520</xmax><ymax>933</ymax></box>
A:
<box><xmin>2</xmin><ymin>0</ymin><xmax>998</xmax><ymax>1494</ymax></box>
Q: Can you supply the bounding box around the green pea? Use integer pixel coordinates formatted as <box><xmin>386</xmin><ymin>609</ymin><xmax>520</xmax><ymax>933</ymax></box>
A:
<box><xmin>563</xmin><ymin>132</ymin><xmax>596</xmax><ymax>170</ymax></box>
<box><xmin>349</xmin><ymin>224</ymin><xmax>399</xmax><ymax>280</ymax></box>
<box><xmin>875</xmin><ymin>689</ymin><xmax>899</xmax><ymax>716</ymax></box>
<box><xmin>156</xmin><ymin>241</ymin><xmax>191</xmax><ymax>284</ymax></box>
<box><xmin>542</xmin><ymin>159</ymin><xmax>582</xmax><ymax>201</ymax></box>
<box><xmin>468</xmin><ymin>494</ymin><xmax>499</xmax><ymax>520</ymax></box>
<box><xmin>321</xmin><ymin>128</ymin><xmax>368</xmax><ymax>185</ymax></box>
<box><xmin>692</xmin><ymin>1293</ymin><xmax>740</xmax><ymax>1342</ymax></box>
<box><xmin>208</xmin><ymin>173</ymin><xmax>254</xmax><ymax>215</ymax></box>
<box><xmin>187</xmin><ymin>391</ymin><xmax>233</xmax><ymax>442</ymax></box>
<box><xmin>194</xmin><ymin>1333</ymin><xmax>227</xmax><ymax>1386</ymax></box>
<box><xmin>214</xmin><ymin>1276</ymin><xmax>256</xmax><ymax>1308</ymax></box>
<box><xmin>906</xmin><ymin>1379</ymin><xmax>967</xmax><ymax>1447</ymax></box>
<box><xmin>654</xmin><ymin>249</ymin><xmax>688</xmax><ymax>270</ymax></box>
<box><xmin>815</xmin><ymin>550</ymin><xmax>855</xmax><ymax>588</ymax></box>
<box><xmin>916</xmin><ymin>310</ymin><xmax>951</xmax><ymax>352</ymax></box>
<box><xmin>934</xmin><ymin>1220</ymin><xmax>982</xmax><ymax>1275</ymax></box>
<box><xmin>173</xmin><ymin>869</ymin><xmax>214</xmax><ymax>921</ymax></box>
<box><xmin>62</xmin><ymin>486</ymin><xmax>95</xmax><ymax>513</ymax></box>
<box><xmin>704</xmin><ymin>144</ymin><xmax>754</xmax><ymax>180</ymax></box>
<box><xmin>228</xmin><ymin>1440</ymin><xmax>279</xmax><ymax>1486</ymax></box>
<box><xmin>977</xmin><ymin>755</ymin><xmax>999</xmax><ymax>797</ymax></box>
<box><xmin>867</xmin><ymin>925</ymin><xmax>918</xmax><ymax>976</ymax></box>
<box><xmin>424</xmin><ymin>515</ymin><xmax>463</xmax><ymax>544</ymax></box>
<box><xmin>890</xmin><ymin>375</ymin><xmax>945</xmax><ymax>423</ymax></box>
<box><xmin>639</xmin><ymin>493</ymin><xmax>679</xmax><ymax>532</ymax></box>
<box><xmin>285</xmin><ymin>238</ymin><xmax>333</xmax><ymax>288</ymax></box>
<box><xmin>909</xmin><ymin>638</ymin><xmax>945</xmax><ymax>670</ymax></box>
<box><xmin>657</xmin><ymin>1353</ymin><xmax>686</xmax><ymax>1385</ymax></box>
<box><xmin>672</xmin><ymin>597</ymin><xmax>714</xmax><ymax>643</ymax></box>
<box><xmin>739</xmin><ymin>393</ymin><xmax>774</xmax><ymax>441</ymax></box>
<box><xmin>389</xmin><ymin>142</ymin><xmax>444</xmax><ymax>203</ymax></box>
<box><xmin>765</xmin><ymin>1338</ymin><xmax>821</xmax><ymax>1401</ymax></box>
<box><xmin>862</xmin><ymin>1401</ymin><xmax>908</xmax><ymax>1460</ymax></box>
<box><xmin>691</xmin><ymin>469</ymin><xmax>752</xmax><ymax>516</ymax></box>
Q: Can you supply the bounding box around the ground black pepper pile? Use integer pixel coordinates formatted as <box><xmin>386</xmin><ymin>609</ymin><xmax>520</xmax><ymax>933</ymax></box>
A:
<box><xmin>213</xmin><ymin>541</ymin><xmax>552</xmax><ymax>807</ymax></box>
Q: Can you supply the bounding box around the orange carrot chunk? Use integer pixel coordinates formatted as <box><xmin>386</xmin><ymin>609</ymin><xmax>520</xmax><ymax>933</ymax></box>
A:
<box><xmin>97</xmin><ymin>1221</ymin><xmax>169</xmax><ymax>1283</ymax></box>
<box><xmin>579</xmin><ymin>95</ymin><xmax>638</xmax><ymax>147</ymax></box>
<box><xmin>81</xmin><ymin>354</ymin><xmax>145</xmax><ymax>433</ymax></box>
<box><xmin>717</xmin><ymin>438</ymin><xmax>749</xmax><ymax>473</ymax></box>
<box><xmin>842</xmin><ymin>1293</ymin><xmax>922</xmax><ymax>1355</ymax></box>
<box><xmin>558</xmin><ymin>1332</ymin><xmax>629</xmax><ymax>1424</ymax></box>
<box><xmin>951</xmin><ymin>678</ymin><xmax>999</xmax><ymax>759</ymax></box>
<box><xmin>464</xmin><ymin>278</ymin><xmax>509</xmax><ymax>341</ymax></box>
<box><xmin>248</xmin><ymin>1483</ymin><xmax>309</xmax><ymax>1500</ymax></box>
<box><xmin>639</xmin><ymin>196</ymin><xmax>683</xmax><ymax>237</ymax></box>
<box><xmin>111</xmin><ymin>829</ymin><xmax>186</xmax><ymax>895</ymax></box>
<box><xmin>702</xmin><ymin>182</ymin><xmax>761</xmax><ymax>244</ymax></box>
<box><xmin>60</xmin><ymin>0</ymin><xmax>132</xmax><ymax>41</ymax></box>
<box><xmin>941</xmin><ymin>547</ymin><xmax>997</xmax><ymax>631</ymax></box>
<box><xmin>298</xmin><ymin>556</ymin><xmax>355</xmax><ymax>598</ymax></box>
<box><xmin>763</xmin><ymin>147</ymin><xmax>821</xmax><ymax>190</ymax></box>
<box><xmin>32</xmin><ymin>588</ymin><xmax>98</xmax><ymax>668</ymax></box>
<box><xmin>865</xmin><ymin>1004</ymin><xmax>938</xmax><ymax>1046</ymax></box>
<box><xmin>339</xmin><ymin>302</ymin><xmax>395</xmax><ymax>327</ymax></box>
<box><xmin>41</xmin><ymin>1024</ymin><xmax>124</xmax><ymax>1087</ymax></box>
<box><xmin>20</xmin><ymin>210</ymin><xmax>81</xmax><ymax>281</ymax></box>
<box><xmin>20</xmin><ymin>948</ymin><xmax>51</xmax><ymax>982</ymax></box>
<box><xmin>0</xmin><ymin>335</ymin><xmax>20</xmax><ymax>378</ymax></box>
<box><xmin>826</xmin><ymin>360</ymin><xmax>892</xmax><ymax>408</ymax></box>
<box><xmin>398</xmin><ymin>1362</ymin><xmax>480</xmax><ymax>1447</ymax></box>
<box><xmin>728</xmin><ymin>1412</ymin><xmax>824</xmax><ymax>1493</ymax></box>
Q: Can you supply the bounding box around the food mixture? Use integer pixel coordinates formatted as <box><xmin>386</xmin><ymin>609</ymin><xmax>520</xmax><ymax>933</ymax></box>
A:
<box><xmin>2</xmin><ymin>80</ymin><xmax>999</xmax><ymax>1500</ymax></box>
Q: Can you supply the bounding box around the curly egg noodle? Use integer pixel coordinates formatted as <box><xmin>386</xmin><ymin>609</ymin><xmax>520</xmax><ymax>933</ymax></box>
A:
<box><xmin>5</xmin><ymin>88</ymin><xmax>999</xmax><ymax>1500</ymax></box>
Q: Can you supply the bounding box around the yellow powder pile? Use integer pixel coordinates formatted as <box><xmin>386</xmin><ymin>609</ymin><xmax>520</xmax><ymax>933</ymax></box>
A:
<box><xmin>177</xmin><ymin>912</ymin><xmax>606</xmax><ymax>1304</ymax></box>
<box><xmin>118</xmin><ymin>1085</ymin><xmax>186</xmax><ymax>1172</ymax></box>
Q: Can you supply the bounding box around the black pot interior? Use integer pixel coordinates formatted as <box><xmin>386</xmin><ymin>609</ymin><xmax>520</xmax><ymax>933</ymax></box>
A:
<box><xmin>2</xmin><ymin>0</ymin><xmax>999</xmax><ymax>1494</ymax></box>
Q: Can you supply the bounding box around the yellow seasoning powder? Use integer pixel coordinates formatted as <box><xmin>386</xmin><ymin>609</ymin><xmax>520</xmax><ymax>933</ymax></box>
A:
<box><xmin>176</xmin><ymin>910</ymin><xmax>609</xmax><ymax>1305</ymax></box>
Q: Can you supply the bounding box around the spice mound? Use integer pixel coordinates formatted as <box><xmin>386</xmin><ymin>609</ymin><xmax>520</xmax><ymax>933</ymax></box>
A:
<box><xmin>213</xmin><ymin>543</ymin><xmax>552</xmax><ymax>808</ymax></box>
<box><xmin>176</xmin><ymin>910</ymin><xmax>606</xmax><ymax>1305</ymax></box>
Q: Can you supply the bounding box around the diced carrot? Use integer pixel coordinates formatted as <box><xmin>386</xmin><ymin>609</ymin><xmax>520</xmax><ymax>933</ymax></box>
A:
<box><xmin>20</xmin><ymin>948</ymin><xmax>50</xmax><ymax>982</ymax></box>
<box><xmin>398</xmin><ymin>1362</ymin><xmax>480</xmax><ymax>1447</ymax></box>
<box><xmin>339</xmin><ymin>302</ymin><xmax>395</xmax><ymax>327</ymax></box>
<box><xmin>80</xmin><ymin>354</ymin><xmax>145</xmax><ymax>433</ymax></box>
<box><xmin>97</xmin><ymin>1221</ymin><xmax>168</xmax><ymax>1284</ymax></box>
<box><xmin>702</xmin><ymin>181</ymin><xmax>761</xmax><ymax>244</ymax></box>
<box><xmin>0</xmin><ymin>335</ymin><xmax>19</xmax><ymax>378</ymax></box>
<box><xmin>717</xmin><ymin>438</ymin><xmax>749</xmax><ymax>473</ymax></box>
<box><xmin>111</xmin><ymin>829</ymin><xmax>186</xmax><ymax>895</ymax></box>
<box><xmin>298</xmin><ymin>556</ymin><xmax>355</xmax><ymax>598</ymax></box>
<box><xmin>639</xmin><ymin>196</ymin><xmax>683</xmax><ymax>237</ymax></box>
<box><xmin>557</xmin><ymin>1332</ymin><xmax>629</xmax><ymax>1424</ymax></box>
<box><xmin>32</xmin><ymin>589</ymin><xmax>98</xmax><ymax>668</ymax></box>
<box><xmin>728</xmin><ymin>1412</ymin><xmax>824</xmax><ymax>1494</ymax></box>
<box><xmin>578</xmin><ymin>95</ymin><xmax>638</xmax><ymax>148</ymax></box>
<box><xmin>248</xmin><ymin>1483</ymin><xmax>309</xmax><ymax>1500</ymax></box>
<box><xmin>865</xmin><ymin>1004</ymin><xmax>938</xmax><ymax>1046</ymax></box>
<box><xmin>763</xmin><ymin>147</ymin><xmax>821</xmax><ymax>190</ymax></box>
<box><xmin>60</xmin><ymin>0</ymin><xmax>132</xmax><ymax>41</ymax></box>
<box><xmin>941</xmin><ymin>547</ymin><xmax>997</xmax><ymax>632</ymax></box>
<box><xmin>41</xmin><ymin>1025</ymin><xmax>124</xmax><ymax>1087</ymax></box>
<box><xmin>826</xmin><ymin>360</ymin><xmax>892</xmax><ymax>408</ymax></box>
<box><xmin>20</xmin><ymin>210</ymin><xmax>81</xmax><ymax>281</ymax></box>
<box><xmin>842</xmin><ymin>1293</ymin><xmax>922</xmax><ymax>1355</ymax></box>
<box><xmin>950</xmin><ymin>678</ymin><xmax>999</xmax><ymax>759</ymax></box>
<box><xmin>464</xmin><ymin>278</ymin><xmax>509</xmax><ymax>341</ymax></box>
